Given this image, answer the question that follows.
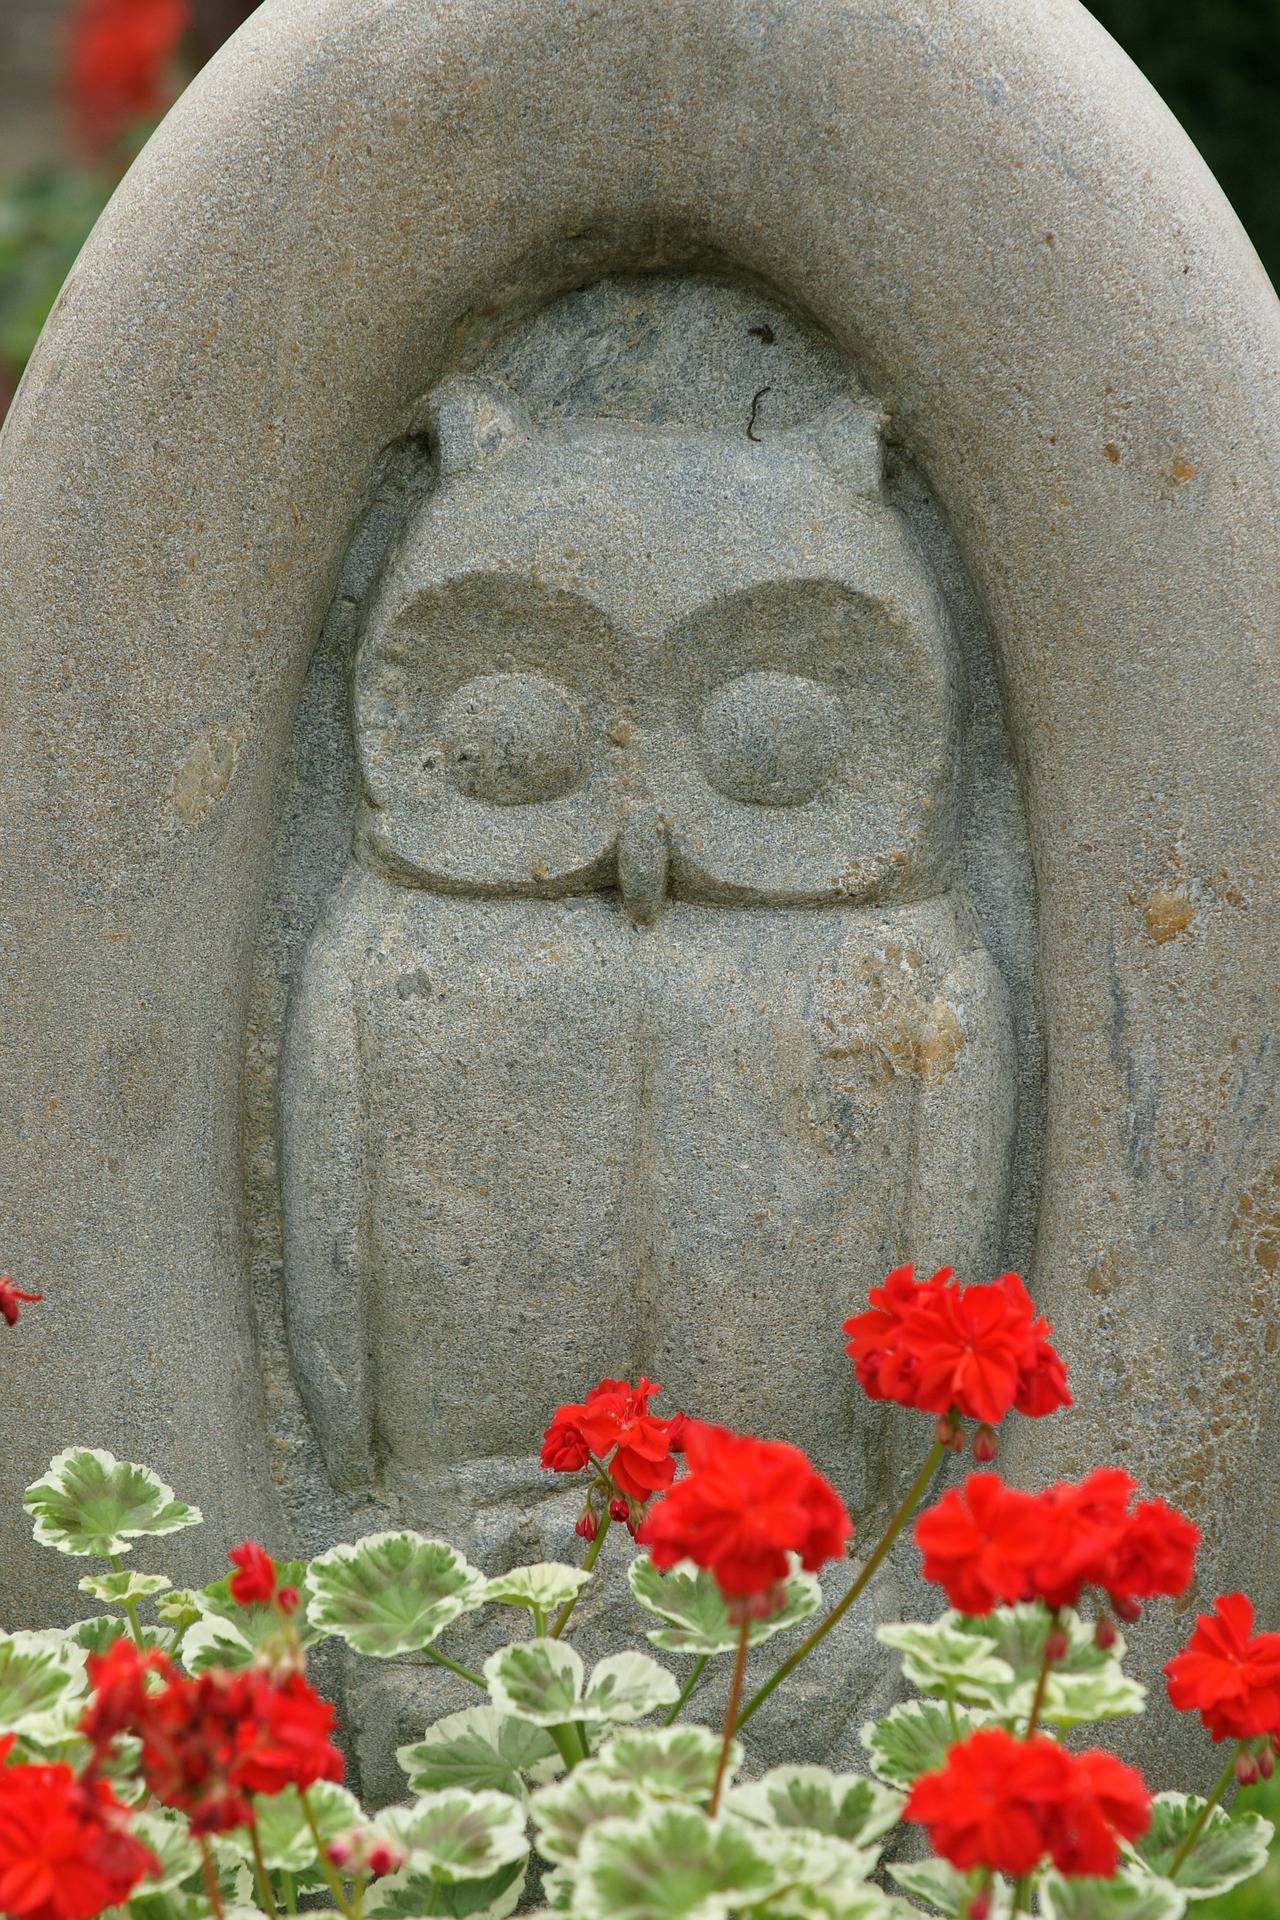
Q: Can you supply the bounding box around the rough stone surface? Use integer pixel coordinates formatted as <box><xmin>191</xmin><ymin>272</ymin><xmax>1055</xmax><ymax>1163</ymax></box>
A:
<box><xmin>1</xmin><ymin>0</ymin><xmax>1277</xmax><ymax>1794</ymax></box>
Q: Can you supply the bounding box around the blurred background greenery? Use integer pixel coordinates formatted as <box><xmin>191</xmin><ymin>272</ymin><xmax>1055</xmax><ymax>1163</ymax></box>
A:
<box><xmin>0</xmin><ymin>0</ymin><xmax>1276</xmax><ymax>419</ymax></box>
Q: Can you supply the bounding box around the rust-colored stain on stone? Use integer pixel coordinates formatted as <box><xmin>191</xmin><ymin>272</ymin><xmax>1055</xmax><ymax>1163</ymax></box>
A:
<box><xmin>1170</xmin><ymin>457</ymin><xmax>1198</xmax><ymax>485</ymax></box>
<box><xmin>1104</xmin><ymin>441</ymin><xmax>1121</xmax><ymax>463</ymax></box>
<box><xmin>1143</xmin><ymin>888</ymin><xmax>1195</xmax><ymax>944</ymax></box>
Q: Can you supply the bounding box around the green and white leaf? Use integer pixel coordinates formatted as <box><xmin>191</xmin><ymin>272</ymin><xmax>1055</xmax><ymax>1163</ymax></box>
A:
<box><xmin>531</xmin><ymin>1763</ymin><xmax>653</xmax><ymax>1864</ymax></box>
<box><xmin>217</xmin><ymin>1781</ymin><xmax>361</xmax><ymax>1875</ymax></box>
<box><xmin>877</xmin><ymin>1616</ymin><xmax>1018</xmax><ymax>1705</ymax></box>
<box><xmin>67</xmin><ymin>1616</ymin><xmax>138</xmax><ymax>1656</ymax></box>
<box><xmin>154</xmin><ymin>1589</ymin><xmax>205</xmax><ymax>1631</ymax></box>
<box><xmin>754</xmin><ymin>1885</ymin><xmax>913</xmax><ymax>1920</ymax></box>
<box><xmin>890</xmin><ymin>1859</ymin><xmax>1012</xmax><ymax>1917</ymax></box>
<box><xmin>726</xmin><ymin>1765</ymin><xmax>902</xmax><ymax>1851</ymax></box>
<box><xmin>629</xmin><ymin>1557</ymin><xmax>821</xmax><ymax>1655</ymax></box>
<box><xmin>573</xmin><ymin>1803</ymin><xmax>785</xmax><ymax>1920</ymax></box>
<box><xmin>307</xmin><ymin>1532</ymin><xmax>487</xmax><ymax>1657</ymax></box>
<box><xmin>399</xmin><ymin>1705</ymin><xmax>562</xmax><ymax>1798</ymax></box>
<box><xmin>129</xmin><ymin>1807</ymin><xmax>204</xmax><ymax>1896</ymax></box>
<box><xmin>592</xmin><ymin>1726</ymin><xmax>738</xmax><ymax>1804</ymax></box>
<box><xmin>878</xmin><ymin>1607</ymin><xmax>1143</xmax><ymax>1724</ymax></box>
<box><xmin>1129</xmin><ymin>1792</ymin><xmax>1274</xmax><ymax>1899</ymax></box>
<box><xmin>365</xmin><ymin>1858</ymin><xmax>526</xmax><ymax>1920</ymax></box>
<box><xmin>383</xmin><ymin>1789</ymin><xmax>530</xmax><ymax>1883</ymax></box>
<box><xmin>860</xmin><ymin>1699</ymin><xmax>989</xmax><ymax>1790</ymax></box>
<box><xmin>24</xmin><ymin>1449</ymin><xmax>202</xmax><ymax>1559</ymax></box>
<box><xmin>483</xmin><ymin>1564</ymin><xmax>592</xmax><ymax>1618</ymax></box>
<box><xmin>541</xmin><ymin>1865</ymin><xmax>576</xmax><ymax>1912</ymax></box>
<box><xmin>179</xmin><ymin>1610</ymin><xmax>260</xmax><ymax>1675</ymax></box>
<box><xmin>486</xmin><ymin>1641</ymin><xmax>678</xmax><ymax>1728</ymax></box>
<box><xmin>1039</xmin><ymin>1873</ymin><xmax>1187</xmax><ymax>1920</ymax></box>
<box><xmin>746</xmin><ymin>1825</ymin><xmax>879</xmax><ymax>1892</ymax></box>
<box><xmin>79</xmin><ymin>1570</ymin><xmax>173</xmax><ymax>1607</ymax></box>
<box><xmin>0</xmin><ymin>1630</ymin><xmax>88</xmax><ymax>1740</ymax></box>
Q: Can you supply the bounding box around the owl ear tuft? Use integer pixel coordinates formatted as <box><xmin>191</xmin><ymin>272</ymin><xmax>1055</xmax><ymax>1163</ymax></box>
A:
<box><xmin>421</xmin><ymin>377</ymin><xmax>533</xmax><ymax>480</ymax></box>
<box><xmin>804</xmin><ymin>394</ymin><xmax>887</xmax><ymax>494</ymax></box>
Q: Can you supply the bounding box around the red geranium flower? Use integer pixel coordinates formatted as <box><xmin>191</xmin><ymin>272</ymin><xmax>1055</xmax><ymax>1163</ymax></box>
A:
<box><xmin>0</xmin><ymin>1277</ymin><xmax>42</xmax><ymax>1328</ymax></box>
<box><xmin>65</xmin><ymin>0</ymin><xmax>190</xmax><ymax>153</ymax></box>
<box><xmin>0</xmin><ymin>1734</ymin><xmax>158</xmax><ymax>1920</ymax></box>
<box><xmin>914</xmin><ymin>1474</ymin><xmax>1045</xmax><ymax>1615</ymax></box>
<box><xmin>905</xmin><ymin>1729</ymin><xmax>1150</xmax><ymax>1880</ymax></box>
<box><xmin>637</xmin><ymin>1420</ymin><xmax>851</xmax><ymax>1600</ymax></box>
<box><xmin>843</xmin><ymin>1266</ymin><xmax>1070</xmax><ymax>1427</ymax></box>
<box><xmin>228</xmin><ymin>1541</ymin><xmax>278</xmax><ymax>1607</ymax></box>
<box><xmin>541</xmin><ymin>1377</ymin><xmax>679</xmax><ymax>1502</ymax></box>
<box><xmin>1165</xmin><ymin>1593</ymin><xmax>1280</xmax><ymax>1741</ymax></box>
<box><xmin>234</xmin><ymin>1672</ymin><xmax>344</xmax><ymax>1797</ymax></box>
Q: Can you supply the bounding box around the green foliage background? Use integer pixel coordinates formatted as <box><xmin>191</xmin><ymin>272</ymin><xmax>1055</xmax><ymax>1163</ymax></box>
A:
<box><xmin>1196</xmin><ymin>1774</ymin><xmax>1280</xmax><ymax>1919</ymax></box>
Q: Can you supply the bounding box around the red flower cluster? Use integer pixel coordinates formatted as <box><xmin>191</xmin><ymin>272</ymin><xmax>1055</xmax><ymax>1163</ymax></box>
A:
<box><xmin>914</xmin><ymin>1469</ymin><xmax>1199</xmax><ymax>1619</ymax></box>
<box><xmin>1165</xmin><ymin>1594</ymin><xmax>1280</xmax><ymax>1742</ymax></box>
<box><xmin>637</xmin><ymin>1419</ymin><xmax>852</xmax><ymax>1603</ymax></box>
<box><xmin>227</xmin><ymin>1540</ymin><xmax>299</xmax><ymax>1614</ymax></box>
<box><xmin>81</xmin><ymin>1639</ymin><xmax>342</xmax><ymax>1834</ymax></box>
<box><xmin>905</xmin><ymin>1727</ymin><xmax>1151</xmax><ymax>1879</ymax></box>
<box><xmin>844</xmin><ymin>1265</ymin><xmax>1070</xmax><ymax>1428</ymax></box>
<box><xmin>64</xmin><ymin>0</ymin><xmax>190</xmax><ymax>153</ymax></box>
<box><xmin>0</xmin><ymin>1734</ymin><xmax>157</xmax><ymax>1920</ymax></box>
<box><xmin>542</xmin><ymin>1376</ymin><xmax>680</xmax><ymax>1503</ymax></box>
<box><xmin>0</xmin><ymin>1277</ymin><xmax>42</xmax><ymax>1328</ymax></box>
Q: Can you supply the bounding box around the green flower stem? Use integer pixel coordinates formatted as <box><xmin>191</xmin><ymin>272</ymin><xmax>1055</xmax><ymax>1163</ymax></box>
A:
<box><xmin>424</xmin><ymin>1646</ymin><xmax>487</xmax><ymax>1690</ymax></box>
<box><xmin>198</xmin><ymin>1836</ymin><xmax>226</xmax><ymax>1920</ymax></box>
<box><xmin>532</xmin><ymin>1604</ymin><xmax>548</xmax><ymax>1638</ymax></box>
<box><xmin>710</xmin><ymin>1620</ymin><xmax>751</xmax><ymax>1816</ymax></box>
<box><xmin>548</xmin><ymin>1722</ymin><xmax>587</xmax><ymax>1772</ymax></box>
<box><xmin>108</xmin><ymin>1552</ymin><xmax>147</xmax><ymax>1650</ymax></box>
<box><xmin>248</xmin><ymin>1817</ymin><xmax>281</xmax><ymax>1919</ymax></box>
<box><xmin>301</xmin><ymin>1786</ymin><xmax>355</xmax><ymax>1919</ymax></box>
<box><xmin>734</xmin><ymin>1439</ymin><xmax>947</xmax><ymax>1735</ymax></box>
<box><xmin>663</xmin><ymin>1654</ymin><xmax>710</xmax><ymax>1727</ymax></box>
<box><xmin>1024</xmin><ymin>1610</ymin><xmax>1060</xmax><ymax>1738</ymax></box>
<box><xmin>551</xmin><ymin>1513</ymin><xmax>612</xmax><ymax>1639</ymax></box>
<box><xmin>281</xmin><ymin>1871</ymin><xmax>298</xmax><ymax>1916</ymax></box>
<box><xmin>1010</xmin><ymin>1873</ymin><xmax>1030</xmax><ymax>1918</ymax></box>
<box><xmin>1169</xmin><ymin>1746</ymin><xmax>1243</xmax><ymax>1880</ymax></box>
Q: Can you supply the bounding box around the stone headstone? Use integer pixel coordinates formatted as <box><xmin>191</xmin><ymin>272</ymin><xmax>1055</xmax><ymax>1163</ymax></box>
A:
<box><xmin>2</xmin><ymin>0</ymin><xmax>1277</xmax><ymax>1788</ymax></box>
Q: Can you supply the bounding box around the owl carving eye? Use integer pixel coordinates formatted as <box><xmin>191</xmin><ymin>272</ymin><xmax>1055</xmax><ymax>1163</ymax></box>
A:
<box><xmin>699</xmin><ymin>671</ymin><xmax>841</xmax><ymax>807</ymax></box>
<box><xmin>436</xmin><ymin>670</ymin><xmax>587</xmax><ymax>806</ymax></box>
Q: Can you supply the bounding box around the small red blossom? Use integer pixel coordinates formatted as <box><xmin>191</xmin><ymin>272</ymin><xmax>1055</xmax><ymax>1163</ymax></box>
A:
<box><xmin>1165</xmin><ymin>1593</ymin><xmax>1280</xmax><ymax>1741</ymax></box>
<box><xmin>227</xmin><ymin>1541</ymin><xmax>278</xmax><ymax>1607</ymax></box>
<box><xmin>0</xmin><ymin>1736</ymin><xmax>158</xmax><ymax>1920</ymax></box>
<box><xmin>0</xmin><ymin>1277</ymin><xmax>42</xmax><ymax>1328</ymax></box>
<box><xmin>905</xmin><ymin>1728</ymin><xmax>1149</xmax><ymax>1880</ymax></box>
<box><xmin>637</xmin><ymin>1420</ymin><xmax>851</xmax><ymax>1599</ymax></box>
<box><xmin>234</xmin><ymin>1672</ymin><xmax>343</xmax><ymax>1798</ymax></box>
<box><xmin>843</xmin><ymin>1265</ymin><xmax>1070</xmax><ymax>1426</ymax></box>
<box><xmin>541</xmin><ymin>1376</ymin><xmax>680</xmax><ymax>1502</ymax></box>
<box><xmin>64</xmin><ymin>0</ymin><xmax>191</xmax><ymax>154</ymax></box>
<box><xmin>914</xmin><ymin>1475</ymin><xmax>1047</xmax><ymax>1615</ymax></box>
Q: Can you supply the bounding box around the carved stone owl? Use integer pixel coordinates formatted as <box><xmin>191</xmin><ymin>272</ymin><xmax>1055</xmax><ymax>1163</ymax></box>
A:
<box><xmin>280</xmin><ymin>376</ymin><xmax>1015</xmax><ymax>1542</ymax></box>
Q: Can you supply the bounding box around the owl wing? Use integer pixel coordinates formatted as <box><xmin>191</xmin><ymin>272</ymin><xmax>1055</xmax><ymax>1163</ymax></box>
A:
<box><xmin>279</xmin><ymin>875</ymin><xmax>374</xmax><ymax>1493</ymax></box>
<box><xmin>909</xmin><ymin>942</ymin><xmax>1017</xmax><ymax>1281</ymax></box>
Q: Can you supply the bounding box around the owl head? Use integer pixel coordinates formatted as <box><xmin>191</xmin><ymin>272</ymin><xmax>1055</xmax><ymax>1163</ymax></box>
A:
<box><xmin>352</xmin><ymin>376</ymin><xmax>959</xmax><ymax>921</ymax></box>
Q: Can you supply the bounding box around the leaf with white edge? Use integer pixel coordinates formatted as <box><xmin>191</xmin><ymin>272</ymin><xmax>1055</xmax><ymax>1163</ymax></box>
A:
<box><xmin>365</xmin><ymin>1859</ymin><xmax>527</xmax><ymax>1920</ymax></box>
<box><xmin>541</xmin><ymin>1865</ymin><xmax>575</xmax><ymax>1912</ymax></box>
<box><xmin>67</xmin><ymin>1617</ymin><xmax>136</xmax><ymax>1656</ymax></box>
<box><xmin>128</xmin><ymin>1807</ymin><xmax>204</xmax><ymax>1896</ymax></box>
<box><xmin>877</xmin><ymin>1617</ymin><xmax>1016</xmax><ymax>1705</ymax></box>
<box><xmin>890</xmin><ymin>1859</ymin><xmax>1012</xmax><ymax>1918</ymax></box>
<box><xmin>383</xmin><ymin>1789</ymin><xmax>530</xmax><ymax>1883</ymax></box>
<box><xmin>1130</xmin><ymin>1792</ymin><xmax>1274</xmax><ymax>1899</ymax></box>
<box><xmin>629</xmin><ymin>1557</ymin><xmax>821</xmax><ymax>1655</ymax></box>
<box><xmin>746</xmin><ymin>1826</ymin><xmax>880</xmax><ymax>1892</ymax></box>
<box><xmin>1039</xmin><ymin>1873</ymin><xmax>1187</xmax><ymax>1920</ymax></box>
<box><xmin>860</xmin><ymin>1700</ymin><xmax>989</xmax><ymax>1790</ymax></box>
<box><xmin>308</xmin><ymin>1532</ymin><xmax>487</xmax><ymax>1657</ymax></box>
<box><xmin>878</xmin><ymin>1607</ymin><xmax>1143</xmax><ymax>1724</ymax></box>
<box><xmin>0</xmin><ymin>1631</ymin><xmax>88</xmax><ymax>1741</ymax></box>
<box><xmin>179</xmin><ymin>1611</ymin><xmax>258</xmax><ymax>1676</ymax></box>
<box><xmin>754</xmin><ymin>1887</ymin><xmax>914</xmax><ymax>1920</ymax></box>
<box><xmin>581</xmin><ymin>1651</ymin><xmax>680</xmax><ymax>1724</ymax></box>
<box><xmin>78</xmin><ymin>1570</ymin><xmax>173</xmax><ymax>1607</ymax></box>
<box><xmin>483</xmin><ymin>1564</ymin><xmax>592</xmax><ymax>1617</ymax></box>
<box><xmin>531</xmin><ymin>1762</ymin><xmax>653</xmax><ymax>1864</ymax></box>
<box><xmin>154</xmin><ymin>1588</ymin><xmax>205</xmax><ymax>1630</ymax></box>
<box><xmin>726</xmin><ymin>1766</ymin><xmax>902</xmax><ymax>1850</ymax></box>
<box><xmin>197</xmin><ymin>1561</ymin><xmax>324</xmax><ymax>1655</ymax></box>
<box><xmin>24</xmin><ymin>1449</ymin><xmax>202</xmax><ymax>1559</ymax></box>
<box><xmin>573</xmin><ymin>1803</ymin><xmax>785</xmax><ymax>1920</ymax></box>
<box><xmin>485</xmin><ymin>1642</ymin><xmax>678</xmax><ymax>1728</ymax></box>
<box><xmin>399</xmin><ymin>1705</ymin><xmax>561</xmax><ymax>1798</ymax></box>
<box><xmin>592</xmin><ymin>1726</ymin><xmax>738</xmax><ymax>1803</ymax></box>
<box><xmin>217</xmin><ymin>1781</ymin><xmax>362</xmax><ymax>1875</ymax></box>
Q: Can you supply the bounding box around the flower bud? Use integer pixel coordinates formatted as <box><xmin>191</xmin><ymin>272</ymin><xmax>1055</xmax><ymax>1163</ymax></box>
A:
<box><xmin>575</xmin><ymin>1508</ymin><xmax>598</xmax><ymax>1542</ymax></box>
<box><xmin>327</xmin><ymin>1835</ymin><xmax>356</xmax><ymax>1870</ymax></box>
<box><xmin>626</xmin><ymin>1511</ymin><xmax>642</xmax><ymax>1539</ymax></box>
<box><xmin>1237</xmin><ymin>1753</ymin><xmax>1260</xmax><ymax>1786</ymax></box>
<box><xmin>1259</xmin><ymin>1746</ymin><xmax>1275</xmax><ymax>1780</ymax></box>
<box><xmin>1113</xmin><ymin>1594</ymin><xmax>1143</xmax><ymax>1624</ymax></box>
<box><xmin>971</xmin><ymin>1424</ymin><xmax>999</xmax><ymax>1464</ymax></box>
<box><xmin>367</xmin><ymin>1840</ymin><xmax>408</xmax><ymax>1879</ymax></box>
<box><xmin>1094</xmin><ymin>1614</ymin><xmax>1119</xmax><ymax>1651</ymax></box>
<box><xmin>609</xmin><ymin>1496</ymin><xmax>630</xmax><ymax>1523</ymax></box>
<box><xmin>276</xmin><ymin>1586</ymin><xmax>300</xmax><ymax>1615</ymax></box>
<box><xmin>935</xmin><ymin>1413</ymin><xmax>962</xmax><ymax>1451</ymax></box>
<box><xmin>1045</xmin><ymin>1626</ymin><xmax>1070</xmax><ymax>1664</ymax></box>
<box><xmin>966</xmin><ymin>1890</ymin><xmax>991</xmax><ymax>1920</ymax></box>
<box><xmin>667</xmin><ymin>1411</ymin><xmax>689</xmax><ymax>1454</ymax></box>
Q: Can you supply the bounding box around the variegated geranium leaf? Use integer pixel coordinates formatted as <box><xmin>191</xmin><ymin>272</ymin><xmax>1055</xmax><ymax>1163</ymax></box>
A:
<box><xmin>860</xmin><ymin>1700</ymin><xmax>991</xmax><ymax>1790</ymax></box>
<box><xmin>629</xmin><ymin>1557</ymin><xmax>821</xmax><ymax>1655</ymax></box>
<box><xmin>24</xmin><ymin>1449</ymin><xmax>201</xmax><ymax>1559</ymax></box>
<box><xmin>485</xmin><ymin>1642</ymin><xmax>677</xmax><ymax>1729</ymax></box>
<box><xmin>398</xmin><ymin>1705</ymin><xmax>561</xmax><ymax>1798</ymax></box>
<box><xmin>78</xmin><ymin>1570</ymin><xmax>173</xmax><ymax>1608</ymax></box>
<box><xmin>592</xmin><ymin>1726</ymin><xmax>736</xmax><ymax>1803</ymax></box>
<box><xmin>307</xmin><ymin>1533</ymin><xmax>487</xmax><ymax>1657</ymax></box>
<box><xmin>382</xmin><ymin>1789</ymin><xmax>530</xmax><ymax>1884</ymax></box>
<box><xmin>726</xmin><ymin>1765</ymin><xmax>902</xmax><ymax>1852</ymax></box>
<box><xmin>1129</xmin><ymin>1792</ymin><xmax>1274</xmax><ymax>1899</ymax></box>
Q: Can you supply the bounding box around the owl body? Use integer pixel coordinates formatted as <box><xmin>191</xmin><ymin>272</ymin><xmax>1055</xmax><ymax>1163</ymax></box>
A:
<box><xmin>280</xmin><ymin>379</ymin><xmax>1016</xmax><ymax>1521</ymax></box>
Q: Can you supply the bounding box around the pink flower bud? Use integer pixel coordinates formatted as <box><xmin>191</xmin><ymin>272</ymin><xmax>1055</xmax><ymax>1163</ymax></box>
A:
<box><xmin>1237</xmin><ymin>1753</ymin><xmax>1260</xmax><ymax>1786</ymax></box>
<box><xmin>935</xmin><ymin>1413</ymin><xmax>962</xmax><ymax>1450</ymax></box>
<box><xmin>1113</xmin><ymin>1594</ymin><xmax>1142</xmax><ymax>1624</ymax></box>
<box><xmin>609</xmin><ymin>1496</ymin><xmax>629</xmax><ymax>1523</ymax></box>
<box><xmin>1045</xmin><ymin>1626</ymin><xmax>1070</xmax><ymax>1664</ymax></box>
<box><xmin>276</xmin><ymin>1586</ymin><xmax>300</xmax><ymax>1615</ymax></box>
<box><xmin>327</xmin><ymin>1836</ymin><xmax>356</xmax><ymax>1870</ymax></box>
<box><xmin>1259</xmin><ymin>1747</ymin><xmax>1275</xmax><ymax>1780</ymax></box>
<box><xmin>575</xmin><ymin>1508</ymin><xmax>598</xmax><ymax>1542</ymax></box>
<box><xmin>1095</xmin><ymin>1614</ymin><xmax>1119</xmax><ymax>1651</ymax></box>
<box><xmin>367</xmin><ymin>1841</ymin><xmax>408</xmax><ymax>1879</ymax></box>
<box><xmin>967</xmin><ymin>1891</ymin><xmax>991</xmax><ymax>1920</ymax></box>
<box><xmin>971</xmin><ymin>1424</ymin><xmax>999</xmax><ymax>1464</ymax></box>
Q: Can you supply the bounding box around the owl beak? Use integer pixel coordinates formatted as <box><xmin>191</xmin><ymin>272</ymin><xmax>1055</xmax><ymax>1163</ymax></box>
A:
<box><xmin>616</xmin><ymin>802</ymin><xmax>669</xmax><ymax>927</ymax></box>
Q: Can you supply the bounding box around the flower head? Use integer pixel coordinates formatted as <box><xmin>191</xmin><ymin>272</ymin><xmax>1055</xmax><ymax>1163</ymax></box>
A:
<box><xmin>0</xmin><ymin>1737</ymin><xmax>158</xmax><ymax>1920</ymax></box>
<box><xmin>0</xmin><ymin>1277</ymin><xmax>42</xmax><ymax>1328</ymax></box>
<box><xmin>227</xmin><ymin>1541</ymin><xmax>278</xmax><ymax>1608</ymax></box>
<box><xmin>637</xmin><ymin>1420</ymin><xmax>851</xmax><ymax>1599</ymax></box>
<box><xmin>541</xmin><ymin>1376</ymin><xmax>680</xmax><ymax>1502</ymax></box>
<box><xmin>914</xmin><ymin>1475</ymin><xmax>1045</xmax><ymax>1615</ymax></box>
<box><xmin>1165</xmin><ymin>1593</ymin><xmax>1280</xmax><ymax>1741</ymax></box>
